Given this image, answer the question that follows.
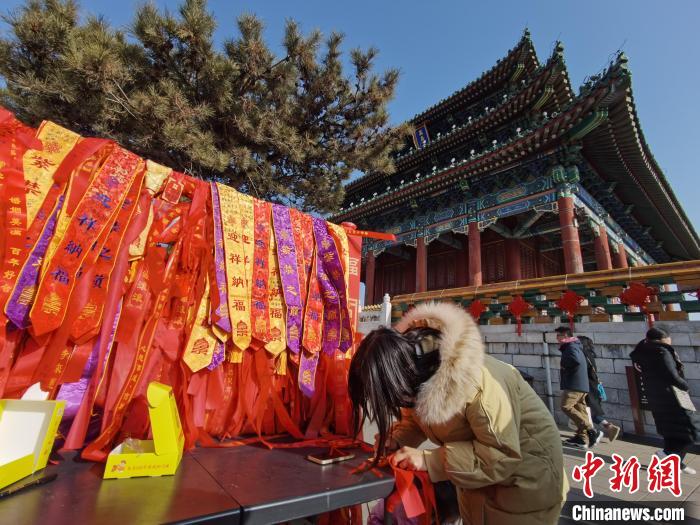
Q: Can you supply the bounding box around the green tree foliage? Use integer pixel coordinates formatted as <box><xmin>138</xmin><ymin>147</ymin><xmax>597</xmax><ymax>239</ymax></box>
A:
<box><xmin>0</xmin><ymin>0</ymin><xmax>407</xmax><ymax>212</ymax></box>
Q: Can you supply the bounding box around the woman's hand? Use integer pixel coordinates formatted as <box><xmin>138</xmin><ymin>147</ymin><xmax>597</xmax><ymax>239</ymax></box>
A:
<box><xmin>391</xmin><ymin>446</ymin><xmax>427</xmax><ymax>471</ymax></box>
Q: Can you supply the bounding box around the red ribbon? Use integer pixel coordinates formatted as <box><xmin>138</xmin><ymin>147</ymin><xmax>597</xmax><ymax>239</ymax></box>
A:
<box><xmin>386</xmin><ymin>462</ymin><xmax>439</xmax><ymax>524</ymax></box>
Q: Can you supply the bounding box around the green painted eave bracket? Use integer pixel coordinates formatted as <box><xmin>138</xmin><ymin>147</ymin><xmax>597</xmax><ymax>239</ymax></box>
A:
<box><xmin>566</xmin><ymin>108</ymin><xmax>609</xmax><ymax>141</ymax></box>
<box><xmin>510</xmin><ymin>63</ymin><xmax>525</xmax><ymax>83</ymax></box>
<box><xmin>532</xmin><ymin>85</ymin><xmax>554</xmax><ymax>111</ymax></box>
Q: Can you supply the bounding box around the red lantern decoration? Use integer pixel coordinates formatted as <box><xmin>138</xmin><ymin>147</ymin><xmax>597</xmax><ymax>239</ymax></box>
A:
<box><xmin>556</xmin><ymin>290</ymin><xmax>584</xmax><ymax>332</ymax></box>
<box><xmin>469</xmin><ymin>299</ymin><xmax>486</xmax><ymax>322</ymax></box>
<box><xmin>619</xmin><ymin>282</ymin><xmax>657</xmax><ymax>327</ymax></box>
<box><xmin>507</xmin><ymin>295</ymin><xmax>531</xmax><ymax>336</ymax></box>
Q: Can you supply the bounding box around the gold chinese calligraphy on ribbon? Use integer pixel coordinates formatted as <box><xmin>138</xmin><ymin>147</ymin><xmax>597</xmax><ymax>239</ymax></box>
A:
<box><xmin>183</xmin><ymin>276</ymin><xmax>217</xmax><ymax>372</ymax></box>
<box><xmin>266</xmin><ymin>220</ymin><xmax>287</xmax><ymax>374</ymax></box>
<box><xmin>217</xmin><ymin>184</ymin><xmax>251</xmax><ymax>359</ymax></box>
<box><xmin>23</xmin><ymin>121</ymin><xmax>80</xmax><ymax>226</ymax></box>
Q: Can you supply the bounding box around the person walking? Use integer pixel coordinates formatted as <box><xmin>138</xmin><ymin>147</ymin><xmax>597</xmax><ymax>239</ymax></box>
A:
<box><xmin>555</xmin><ymin>326</ymin><xmax>602</xmax><ymax>449</ymax></box>
<box><xmin>578</xmin><ymin>335</ymin><xmax>621</xmax><ymax>442</ymax></box>
<box><xmin>349</xmin><ymin>301</ymin><xmax>568</xmax><ymax>525</ymax></box>
<box><xmin>630</xmin><ymin>327</ymin><xmax>699</xmax><ymax>475</ymax></box>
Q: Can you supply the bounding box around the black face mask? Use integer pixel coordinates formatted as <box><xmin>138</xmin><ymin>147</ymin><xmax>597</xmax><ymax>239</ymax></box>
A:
<box><xmin>412</xmin><ymin>341</ymin><xmax>441</xmax><ymax>388</ymax></box>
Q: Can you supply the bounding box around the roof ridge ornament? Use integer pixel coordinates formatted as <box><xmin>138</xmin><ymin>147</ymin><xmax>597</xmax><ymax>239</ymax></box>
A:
<box><xmin>551</xmin><ymin>41</ymin><xmax>565</xmax><ymax>62</ymax></box>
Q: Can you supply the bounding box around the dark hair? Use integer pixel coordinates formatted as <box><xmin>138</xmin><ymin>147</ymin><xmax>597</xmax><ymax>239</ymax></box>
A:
<box><xmin>646</xmin><ymin>327</ymin><xmax>669</xmax><ymax>341</ymax></box>
<box><xmin>348</xmin><ymin>326</ymin><xmax>440</xmax><ymax>465</ymax></box>
<box><xmin>555</xmin><ymin>326</ymin><xmax>572</xmax><ymax>337</ymax></box>
<box><xmin>578</xmin><ymin>335</ymin><xmax>594</xmax><ymax>356</ymax></box>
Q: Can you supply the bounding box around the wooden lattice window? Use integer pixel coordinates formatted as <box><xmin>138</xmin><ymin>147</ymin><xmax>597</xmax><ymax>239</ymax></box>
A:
<box><xmin>482</xmin><ymin>241</ymin><xmax>506</xmax><ymax>283</ymax></box>
<box><xmin>541</xmin><ymin>253</ymin><xmax>562</xmax><ymax>277</ymax></box>
<box><xmin>427</xmin><ymin>252</ymin><xmax>457</xmax><ymax>290</ymax></box>
<box><xmin>382</xmin><ymin>262</ymin><xmax>407</xmax><ymax>297</ymax></box>
<box><xmin>520</xmin><ymin>243</ymin><xmax>537</xmax><ymax>279</ymax></box>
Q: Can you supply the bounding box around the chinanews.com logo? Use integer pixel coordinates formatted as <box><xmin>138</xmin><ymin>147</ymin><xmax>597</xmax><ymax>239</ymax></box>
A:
<box><xmin>569</xmin><ymin>451</ymin><xmax>688</xmax><ymax>523</ymax></box>
<box><xmin>573</xmin><ymin>451</ymin><xmax>683</xmax><ymax>498</ymax></box>
<box><xmin>571</xmin><ymin>504</ymin><xmax>685</xmax><ymax>522</ymax></box>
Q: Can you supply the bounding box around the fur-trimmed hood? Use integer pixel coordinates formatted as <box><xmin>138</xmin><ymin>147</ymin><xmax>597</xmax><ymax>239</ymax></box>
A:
<box><xmin>395</xmin><ymin>301</ymin><xmax>484</xmax><ymax>425</ymax></box>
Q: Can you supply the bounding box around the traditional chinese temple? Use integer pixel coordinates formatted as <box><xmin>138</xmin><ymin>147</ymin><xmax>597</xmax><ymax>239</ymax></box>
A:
<box><xmin>332</xmin><ymin>30</ymin><xmax>700</xmax><ymax>305</ymax></box>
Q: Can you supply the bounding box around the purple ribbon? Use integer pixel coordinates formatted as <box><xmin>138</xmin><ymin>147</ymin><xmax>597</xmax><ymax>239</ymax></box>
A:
<box><xmin>314</xmin><ymin>219</ymin><xmax>352</xmax><ymax>352</ymax></box>
<box><xmin>207</xmin><ymin>341</ymin><xmax>225</xmax><ymax>371</ymax></box>
<box><xmin>312</xmin><ymin>219</ymin><xmax>341</xmax><ymax>355</ymax></box>
<box><xmin>272</xmin><ymin>205</ymin><xmax>303</xmax><ymax>354</ymax></box>
<box><xmin>56</xmin><ymin>340</ymin><xmax>100</xmax><ymax>421</ymax></box>
<box><xmin>6</xmin><ymin>195</ymin><xmax>64</xmax><ymax>329</ymax></box>
<box><xmin>298</xmin><ymin>351</ymin><xmax>319</xmax><ymax>398</ymax></box>
<box><xmin>56</xmin><ymin>300</ymin><xmax>121</xmax><ymax>420</ymax></box>
<box><xmin>211</xmin><ymin>183</ymin><xmax>231</xmax><ymax>334</ymax></box>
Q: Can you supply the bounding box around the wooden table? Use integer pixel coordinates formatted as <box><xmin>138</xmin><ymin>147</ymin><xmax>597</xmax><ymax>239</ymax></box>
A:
<box><xmin>191</xmin><ymin>444</ymin><xmax>393</xmax><ymax>525</ymax></box>
<box><xmin>0</xmin><ymin>445</ymin><xmax>393</xmax><ymax>525</ymax></box>
<box><xmin>0</xmin><ymin>452</ymin><xmax>241</xmax><ymax>525</ymax></box>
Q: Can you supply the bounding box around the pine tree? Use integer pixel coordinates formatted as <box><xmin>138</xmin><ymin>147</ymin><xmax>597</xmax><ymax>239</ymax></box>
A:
<box><xmin>0</xmin><ymin>0</ymin><xmax>408</xmax><ymax>213</ymax></box>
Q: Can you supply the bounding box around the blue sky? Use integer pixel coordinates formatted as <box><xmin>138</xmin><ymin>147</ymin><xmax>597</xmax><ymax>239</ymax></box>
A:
<box><xmin>3</xmin><ymin>0</ymin><xmax>699</xmax><ymax>229</ymax></box>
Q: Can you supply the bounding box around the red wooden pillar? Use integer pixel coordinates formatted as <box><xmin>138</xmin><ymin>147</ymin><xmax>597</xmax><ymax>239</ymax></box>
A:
<box><xmin>364</xmin><ymin>251</ymin><xmax>376</xmax><ymax>305</ymax></box>
<box><xmin>558</xmin><ymin>196</ymin><xmax>583</xmax><ymax>274</ymax></box>
<box><xmin>505</xmin><ymin>238</ymin><xmax>522</xmax><ymax>281</ymax></box>
<box><xmin>468</xmin><ymin>222</ymin><xmax>482</xmax><ymax>286</ymax></box>
<box><xmin>593</xmin><ymin>225</ymin><xmax>613</xmax><ymax>271</ymax></box>
<box><xmin>612</xmin><ymin>242</ymin><xmax>629</xmax><ymax>269</ymax></box>
<box><xmin>415</xmin><ymin>237</ymin><xmax>427</xmax><ymax>293</ymax></box>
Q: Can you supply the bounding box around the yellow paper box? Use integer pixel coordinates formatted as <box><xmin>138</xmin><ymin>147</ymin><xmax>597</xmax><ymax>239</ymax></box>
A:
<box><xmin>104</xmin><ymin>382</ymin><xmax>184</xmax><ymax>479</ymax></box>
<box><xmin>0</xmin><ymin>388</ymin><xmax>65</xmax><ymax>490</ymax></box>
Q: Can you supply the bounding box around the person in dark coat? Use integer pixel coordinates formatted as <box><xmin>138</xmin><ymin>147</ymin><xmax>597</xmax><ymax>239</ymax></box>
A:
<box><xmin>630</xmin><ymin>327</ymin><xmax>699</xmax><ymax>474</ymax></box>
<box><xmin>578</xmin><ymin>336</ymin><xmax>620</xmax><ymax>442</ymax></box>
<box><xmin>556</xmin><ymin>327</ymin><xmax>602</xmax><ymax>448</ymax></box>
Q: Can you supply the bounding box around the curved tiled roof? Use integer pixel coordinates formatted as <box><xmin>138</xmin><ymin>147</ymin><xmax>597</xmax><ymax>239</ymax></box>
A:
<box><xmin>582</xmin><ymin>56</ymin><xmax>700</xmax><ymax>260</ymax></box>
<box><xmin>410</xmin><ymin>29</ymin><xmax>540</xmax><ymax>125</ymax></box>
<box><xmin>345</xmin><ymin>30</ymin><xmax>540</xmax><ymax>194</ymax></box>
<box><xmin>334</xmin><ymin>72</ymin><xmax>607</xmax><ymax>221</ymax></box>
<box><xmin>391</xmin><ymin>44</ymin><xmax>572</xmax><ymax>173</ymax></box>
<box><xmin>335</xmin><ymin>52</ymin><xmax>700</xmax><ymax>263</ymax></box>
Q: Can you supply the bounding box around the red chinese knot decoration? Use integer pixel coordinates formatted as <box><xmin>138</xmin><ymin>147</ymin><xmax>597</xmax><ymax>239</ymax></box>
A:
<box><xmin>619</xmin><ymin>282</ymin><xmax>656</xmax><ymax>327</ymax></box>
<box><xmin>507</xmin><ymin>295</ymin><xmax>531</xmax><ymax>336</ymax></box>
<box><xmin>556</xmin><ymin>290</ymin><xmax>584</xmax><ymax>331</ymax></box>
<box><xmin>469</xmin><ymin>299</ymin><xmax>486</xmax><ymax>322</ymax></box>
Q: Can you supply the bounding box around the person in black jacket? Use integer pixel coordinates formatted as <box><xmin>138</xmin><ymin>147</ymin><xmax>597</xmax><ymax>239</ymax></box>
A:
<box><xmin>578</xmin><ymin>336</ymin><xmax>621</xmax><ymax>442</ymax></box>
<box><xmin>630</xmin><ymin>327</ymin><xmax>699</xmax><ymax>475</ymax></box>
<box><xmin>556</xmin><ymin>326</ymin><xmax>602</xmax><ymax>449</ymax></box>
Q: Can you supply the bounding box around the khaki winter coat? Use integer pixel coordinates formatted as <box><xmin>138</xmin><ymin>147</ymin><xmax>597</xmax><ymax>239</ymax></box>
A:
<box><xmin>392</xmin><ymin>302</ymin><xmax>568</xmax><ymax>525</ymax></box>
